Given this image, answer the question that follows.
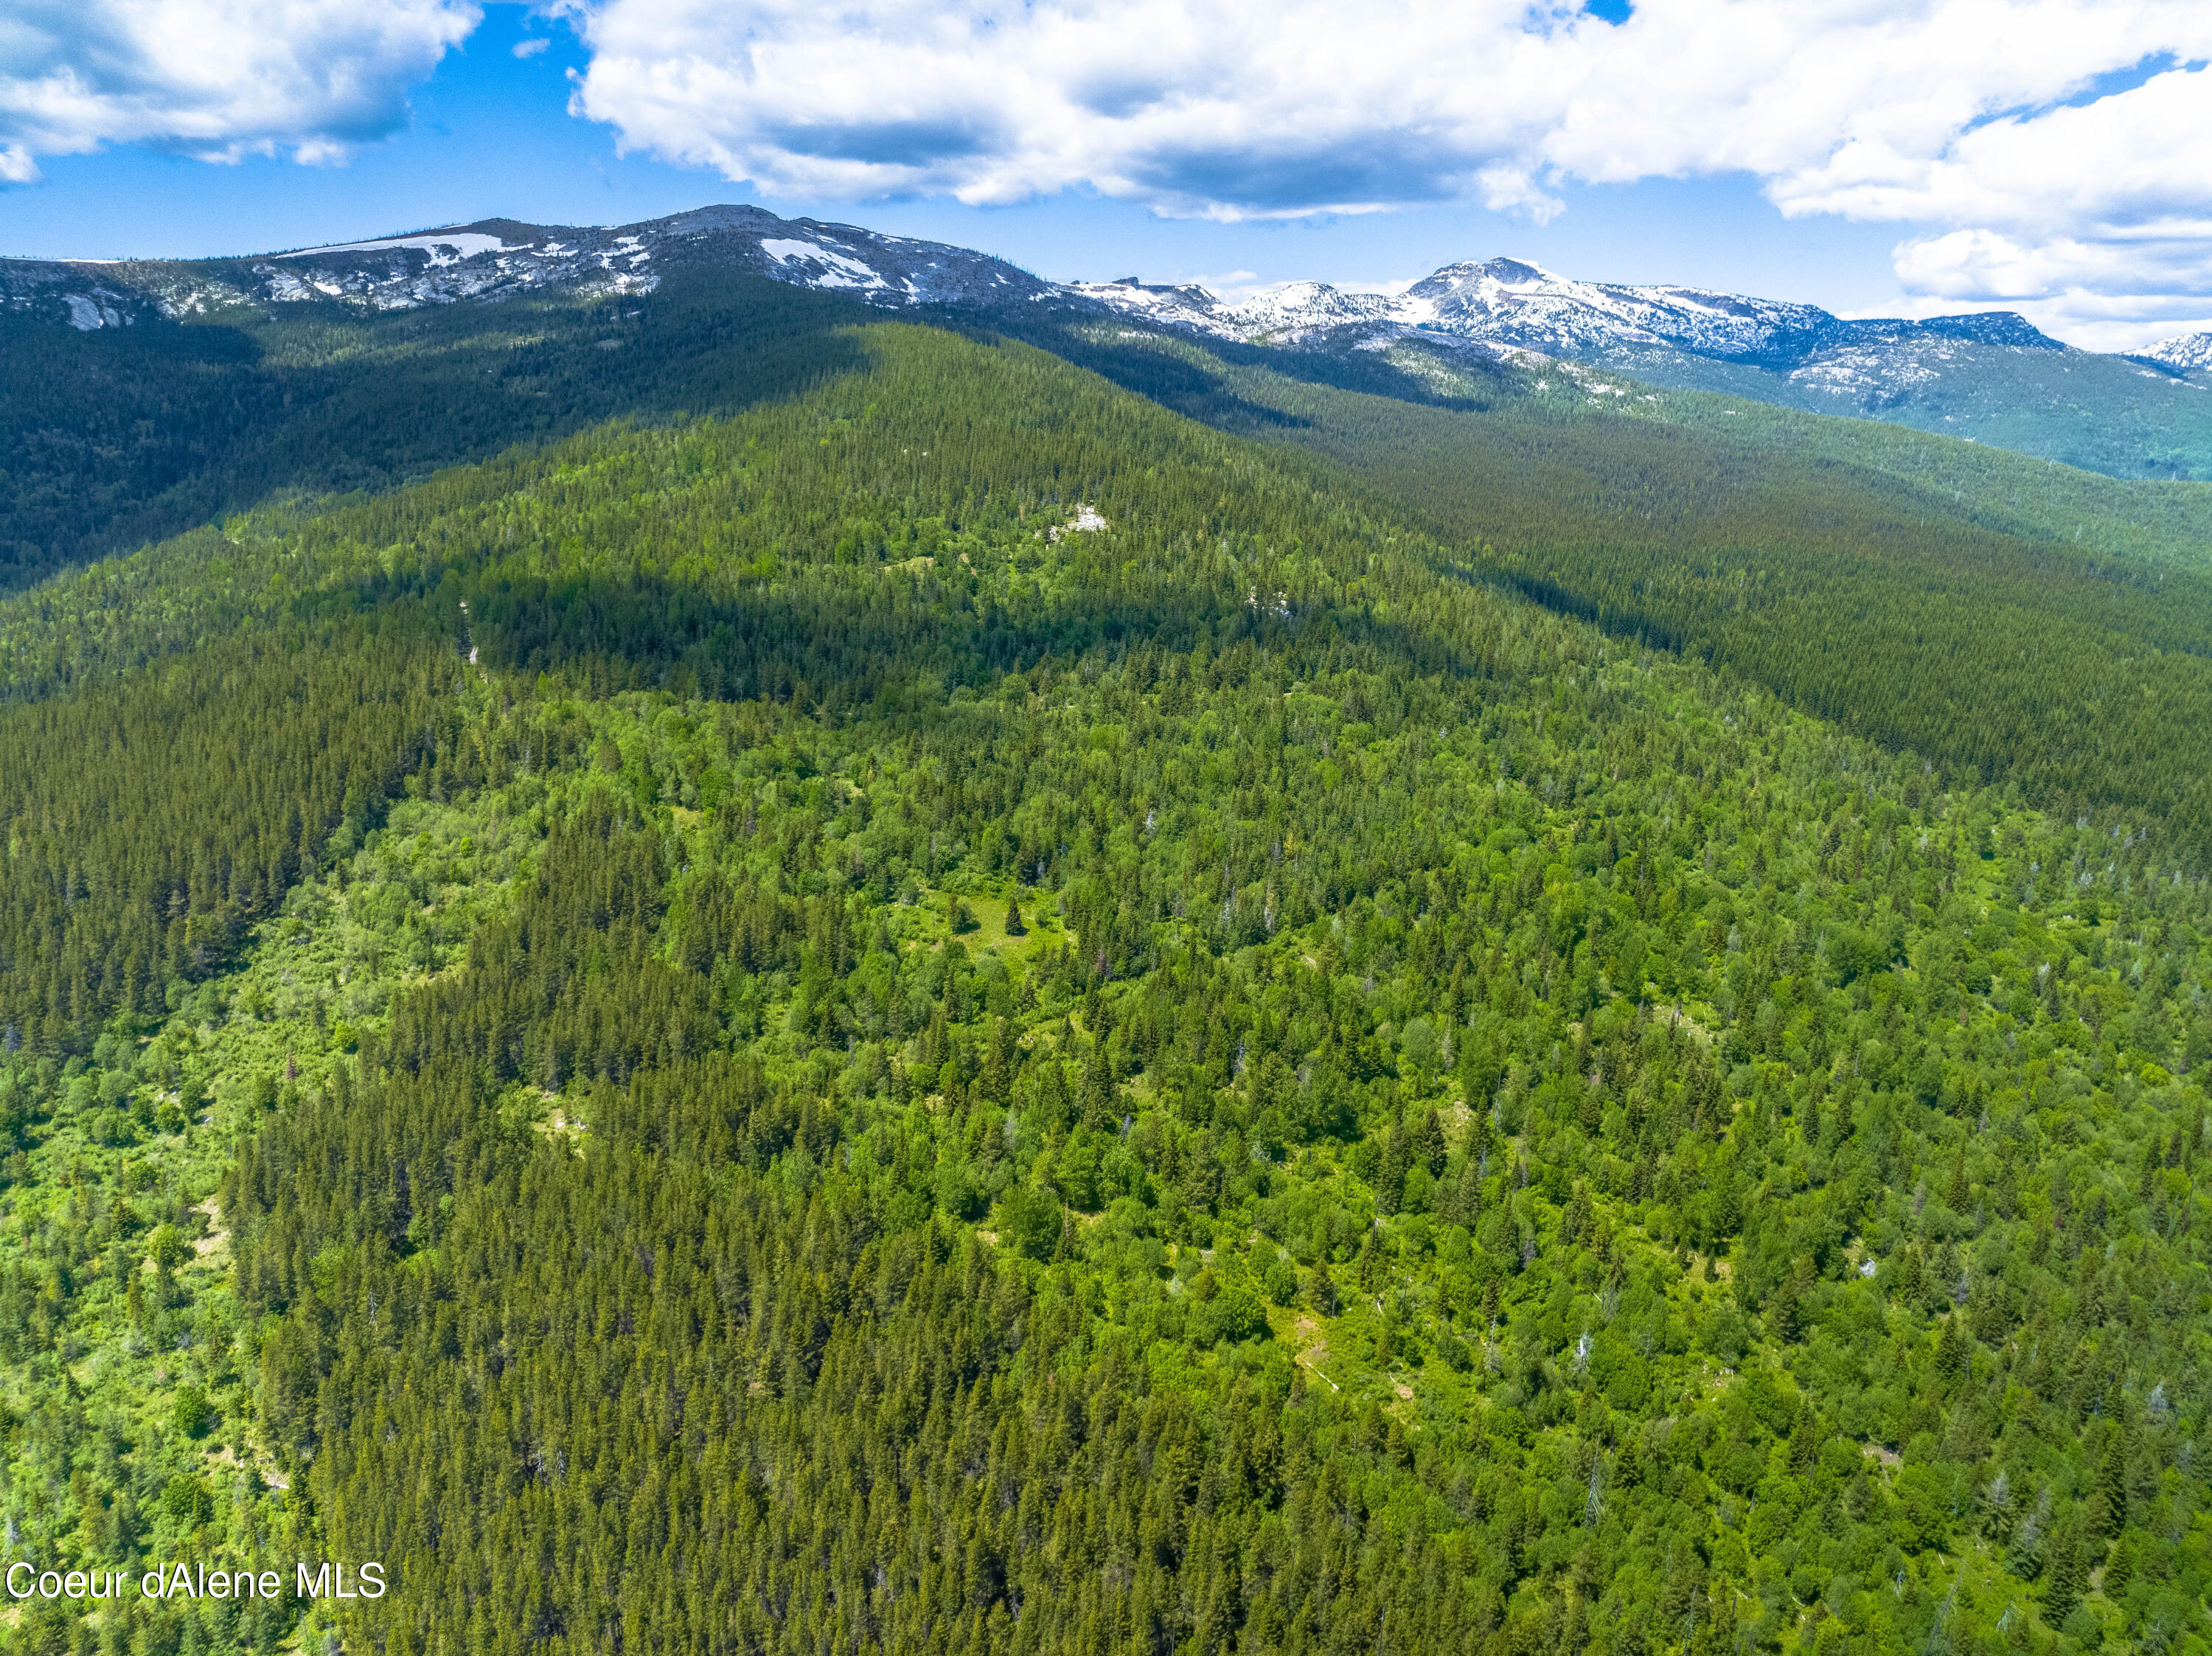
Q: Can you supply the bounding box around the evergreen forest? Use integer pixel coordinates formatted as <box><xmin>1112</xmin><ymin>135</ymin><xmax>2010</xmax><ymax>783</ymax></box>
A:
<box><xmin>0</xmin><ymin>268</ymin><xmax>2208</xmax><ymax>1656</ymax></box>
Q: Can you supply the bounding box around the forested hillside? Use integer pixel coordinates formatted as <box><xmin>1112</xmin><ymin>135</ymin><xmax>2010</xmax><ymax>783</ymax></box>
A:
<box><xmin>0</xmin><ymin>304</ymin><xmax>2206</xmax><ymax>1656</ymax></box>
<box><xmin>0</xmin><ymin>272</ymin><xmax>861</xmax><ymax>594</ymax></box>
<box><xmin>1017</xmin><ymin>321</ymin><xmax>2212</xmax><ymax>842</ymax></box>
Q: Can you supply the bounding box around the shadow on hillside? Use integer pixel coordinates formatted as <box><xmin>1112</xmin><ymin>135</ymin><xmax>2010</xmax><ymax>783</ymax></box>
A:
<box><xmin>966</xmin><ymin>309</ymin><xmax>1512</xmax><ymax>432</ymax></box>
<box><xmin>360</xmin><ymin>554</ymin><xmax>1500</xmax><ymax>720</ymax></box>
<box><xmin>0</xmin><ymin>270</ymin><xmax>874</xmax><ymax>598</ymax></box>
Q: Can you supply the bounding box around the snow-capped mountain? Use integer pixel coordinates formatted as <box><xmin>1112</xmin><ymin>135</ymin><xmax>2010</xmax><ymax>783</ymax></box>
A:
<box><xmin>4</xmin><ymin>206</ymin><xmax>2205</xmax><ymax>480</ymax></box>
<box><xmin>1071</xmin><ymin>254</ymin><xmax>2063</xmax><ymax>376</ymax></box>
<box><xmin>1065</xmin><ymin>277</ymin><xmax>1402</xmax><ymax>345</ymax></box>
<box><xmin>2141</xmin><ymin>332</ymin><xmax>2212</xmax><ymax>373</ymax></box>
<box><xmin>0</xmin><ymin>203</ymin><xmax>1044</xmax><ymax>329</ymax></box>
<box><xmin>1061</xmin><ymin>255</ymin><xmax>2212</xmax><ymax>476</ymax></box>
<box><xmin>1400</xmin><ymin>258</ymin><xmax>1857</xmax><ymax>361</ymax></box>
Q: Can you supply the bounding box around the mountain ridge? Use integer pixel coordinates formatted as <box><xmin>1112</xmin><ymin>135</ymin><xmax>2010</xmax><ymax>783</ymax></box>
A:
<box><xmin>1086</xmin><ymin>254</ymin><xmax>2065</xmax><ymax>369</ymax></box>
<box><xmin>0</xmin><ymin>204</ymin><xmax>2126</xmax><ymax>367</ymax></box>
<box><xmin>2143</xmin><ymin>330</ymin><xmax>2212</xmax><ymax>372</ymax></box>
<box><xmin>5</xmin><ymin>201</ymin><xmax>2209</xmax><ymax>485</ymax></box>
<box><xmin>0</xmin><ymin>203</ymin><xmax>1048</xmax><ymax>326</ymax></box>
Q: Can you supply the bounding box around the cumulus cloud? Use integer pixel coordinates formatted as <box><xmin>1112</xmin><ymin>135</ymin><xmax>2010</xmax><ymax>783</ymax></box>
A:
<box><xmin>0</xmin><ymin>0</ymin><xmax>479</xmax><ymax>175</ymax></box>
<box><xmin>552</xmin><ymin>0</ymin><xmax>2212</xmax><ymax>341</ymax></box>
<box><xmin>8</xmin><ymin>0</ymin><xmax>2211</xmax><ymax>343</ymax></box>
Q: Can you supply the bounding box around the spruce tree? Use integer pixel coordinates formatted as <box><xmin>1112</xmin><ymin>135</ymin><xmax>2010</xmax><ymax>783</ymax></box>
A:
<box><xmin>1081</xmin><ymin>1038</ymin><xmax>1114</xmax><ymax>1130</ymax></box>
<box><xmin>1376</xmin><ymin>1123</ymin><xmax>1408</xmax><ymax>1216</ymax></box>
<box><xmin>982</xmin><ymin>1017</ymin><xmax>1014</xmax><ymax>1105</ymax></box>
<box><xmin>1935</xmin><ymin>1315</ymin><xmax>1970</xmax><ymax>1385</ymax></box>
<box><xmin>1415</xmin><ymin>1107</ymin><xmax>1447</xmax><ymax>1176</ymax></box>
<box><xmin>1308</xmin><ymin>1260</ymin><xmax>1340</xmax><ymax>1318</ymax></box>
<box><xmin>2091</xmin><ymin>1428</ymin><xmax>2127</xmax><ymax>1537</ymax></box>
<box><xmin>1441</xmin><ymin>1158</ymin><xmax>1481</xmax><ymax>1229</ymax></box>
<box><xmin>2044</xmin><ymin>1518</ymin><xmax>2087</xmax><ymax>1622</ymax></box>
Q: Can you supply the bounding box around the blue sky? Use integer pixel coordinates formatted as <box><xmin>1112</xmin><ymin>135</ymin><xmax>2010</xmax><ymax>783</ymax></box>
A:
<box><xmin>4</xmin><ymin>1</ymin><xmax>2210</xmax><ymax>348</ymax></box>
<box><xmin>1</xmin><ymin>7</ymin><xmax>1903</xmax><ymax>310</ymax></box>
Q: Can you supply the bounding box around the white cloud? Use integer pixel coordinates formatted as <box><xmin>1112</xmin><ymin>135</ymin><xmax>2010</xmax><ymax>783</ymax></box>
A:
<box><xmin>514</xmin><ymin>35</ymin><xmax>552</xmax><ymax>58</ymax></box>
<box><xmin>1175</xmin><ymin>270</ymin><xmax>1259</xmax><ymax>299</ymax></box>
<box><xmin>549</xmin><ymin>0</ymin><xmax>2212</xmax><ymax>343</ymax></box>
<box><xmin>7</xmin><ymin>0</ymin><xmax>2212</xmax><ymax>344</ymax></box>
<box><xmin>0</xmin><ymin>0</ymin><xmax>479</xmax><ymax>170</ymax></box>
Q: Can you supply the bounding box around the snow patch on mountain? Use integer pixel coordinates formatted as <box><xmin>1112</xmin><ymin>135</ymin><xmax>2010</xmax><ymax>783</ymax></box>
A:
<box><xmin>1787</xmin><ymin>343</ymin><xmax>1950</xmax><ymax>396</ymax></box>
<box><xmin>61</xmin><ymin>294</ymin><xmax>130</xmax><ymax>330</ymax></box>
<box><xmin>284</xmin><ymin>232</ymin><xmax>519</xmax><ymax>262</ymax></box>
<box><xmin>760</xmin><ymin>239</ymin><xmax>888</xmax><ymax>291</ymax></box>
<box><xmin>1391</xmin><ymin>258</ymin><xmax>1848</xmax><ymax>361</ymax></box>
<box><xmin>0</xmin><ymin>204</ymin><xmax>1046</xmax><ymax>328</ymax></box>
<box><xmin>1074</xmin><ymin>256</ymin><xmax>2062</xmax><ymax>377</ymax></box>
<box><xmin>1231</xmin><ymin>281</ymin><xmax>1400</xmax><ymax>339</ymax></box>
<box><xmin>2142</xmin><ymin>332</ymin><xmax>2212</xmax><ymax>372</ymax></box>
<box><xmin>1070</xmin><ymin>254</ymin><xmax>2093</xmax><ymax>417</ymax></box>
<box><xmin>1062</xmin><ymin>279</ymin><xmax>1228</xmax><ymax>333</ymax></box>
<box><xmin>7</xmin><ymin>205</ymin><xmax>2191</xmax><ymax>466</ymax></box>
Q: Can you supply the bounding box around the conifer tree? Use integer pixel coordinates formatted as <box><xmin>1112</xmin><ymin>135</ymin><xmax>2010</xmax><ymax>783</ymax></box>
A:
<box><xmin>1308</xmin><ymin>1260</ymin><xmax>1340</xmax><ymax>1317</ymax></box>
<box><xmin>1081</xmin><ymin>1037</ymin><xmax>1115</xmax><ymax>1131</ymax></box>
<box><xmin>1415</xmin><ymin>1107</ymin><xmax>1447</xmax><ymax>1176</ymax></box>
<box><xmin>1376</xmin><ymin>1122</ymin><xmax>1408</xmax><ymax>1215</ymax></box>
<box><xmin>2091</xmin><ymin>1428</ymin><xmax>2128</xmax><ymax>1537</ymax></box>
<box><xmin>982</xmin><ymin>1017</ymin><xmax>1015</xmax><ymax>1105</ymax></box>
<box><xmin>1935</xmin><ymin>1315</ymin><xmax>1971</xmax><ymax>1385</ymax></box>
<box><xmin>2044</xmin><ymin>1520</ymin><xmax>2087</xmax><ymax>1622</ymax></box>
<box><xmin>1441</xmin><ymin>1158</ymin><xmax>1481</xmax><ymax>1229</ymax></box>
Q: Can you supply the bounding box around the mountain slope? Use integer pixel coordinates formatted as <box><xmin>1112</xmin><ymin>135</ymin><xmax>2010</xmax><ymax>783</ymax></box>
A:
<box><xmin>10</xmin><ymin>212</ymin><xmax>2212</xmax><ymax>859</ymax></box>
<box><xmin>1006</xmin><ymin>317</ymin><xmax>2212</xmax><ymax>849</ymax></box>
<box><xmin>1</xmin><ymin>307</ymin><xmax>2207</xmax><ymax>1656</ymax></box>
<box><xmin>8</xmin><ymin>204</ymin><xmax>2209</xmax><ymax>573</ymax></box>
<box><xmin>1072</xmin><ymin>257</ymin><xmax>2212</xmax><ymax>481</ymax></box>
<box><xmin>2145</xmin><ymin>333</ymin><xmax>2212</xmax><ymax>373</ymax></box>
<box><xmin>0</xmin><ymin>205</ymin><xmax>1057</xmax><ymax>592</ymax></box>
<box><xmin>0</xmin><ymin>203</ymin><xmax>1043</xmax><ymax>327</ymax></box>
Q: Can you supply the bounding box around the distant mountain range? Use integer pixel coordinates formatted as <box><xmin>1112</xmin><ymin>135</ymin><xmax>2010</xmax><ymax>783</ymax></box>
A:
<box><xmin>0</xmin><ymin>203</ymin><xmax>1045</xmax><ymax>324</ymax></box>
<box><xmin>1076</xmin><ymin>257</ymin><xmax>2058</xmax><ymax>362</ymax></box>
<box><xmin>6</xmin><ymin>203</ymin><xmax>2209</xmax><ymax>481</ymax></box>
<box><xmin>2146</xmin><ymin>330</ymin><xmax>2212</xmax><ymax>372</ymax></box>
<box><xmin>1068</xmin><ymin>261</ymin><xmax>2212</xmax><ymax>480</ymax></box>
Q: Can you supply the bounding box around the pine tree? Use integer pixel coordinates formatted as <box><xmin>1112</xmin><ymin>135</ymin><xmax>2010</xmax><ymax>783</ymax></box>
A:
<box><xmin>1562</xmin><ymin>1183</ymin><xmax>1593</xmax><ymax>1248</ymax></box>
<box><xmin>2007</xmin><ymin>1510</ymin><xmax>2045</xmax><ymax>1582</ymax></box>
<box><xmin>1895</xmin><ymin>1244</ymin><xmax>1926</xmax><ymax>1307</ymax></box>
<box><xmin>1441</xmin><ymin>1158</ymin><xmax>1481</xmax><ymax>1229</ymax></box>
<box><xmin>1415</xmin><ymin>1107</ymin><xmax>1447</xmax><ymax>1176</ymax></box>
<box><xmin>2104</xmin><ymin>1531</ymin><xmax>2133</xmax><ymax>1597</ymax></box>
<box><xmin>1935</xmin><ymin>1315</ymin><xmax>1971</xmax><ymax>1385</ymax></box>
<box><xmin>1081</xmin><ymin>1039</ymin><xmax>1114</xmax><ymax>1131</ymax></box>
<box><xmin>2044</xmin><ymin>1519</ymin><xmax>2087</xmax><ymax>1622</ymax></box>
<box><xmin>981</xmin><ymin>1017</ymin><xmax>1014</xmax><ymax>1105</ymax></box>
<box><xmin>1787</xmin><ymin>1402</ymin><xmax>1819</xmax><ymax>1478</ymax></box>
<box><xmin>1773</xmin><ymin>1257</ymin><xmax>1815</xmax><ymax>1344</ymax></box>
<box><xmin>2090</xmin><ymin>1427</ymin><xmax>2127</xmax><ymax>1537</ymax></box>
<box><xmin>1689</xmin><ymin>1581</ymin><xmax>1738</xmax><ymax>1656</ymax></box>
<box><xmin>1376</xmin><ymin>1124</ymin><xmax>1408</xmax><ymax>1216</ymax></box>
<box><xmin>1657</xmin><ymin>1540</ymin><xmax>1703</xmax><ymax>1648</ymax></box>
<box><xmin>1307</xmin><ymin>1261</ymin><xmax>1340</xmax><ymax>1317</ymax></box>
